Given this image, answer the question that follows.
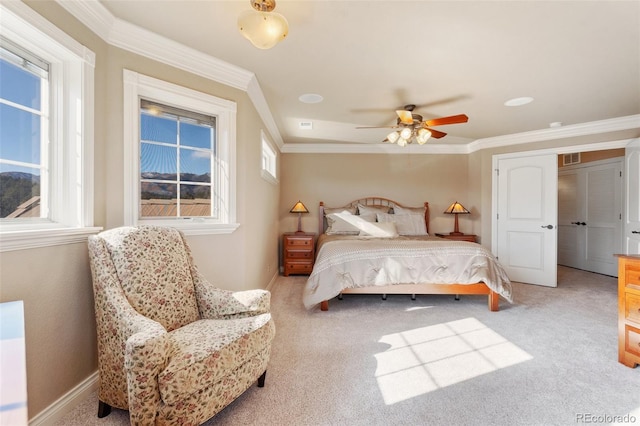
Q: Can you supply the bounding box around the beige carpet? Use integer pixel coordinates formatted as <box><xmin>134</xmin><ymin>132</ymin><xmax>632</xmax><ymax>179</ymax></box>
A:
<box><xmin>56</xmin><ymin>266</ymin><xmax>640</xmax><ymax>425</ymax></box>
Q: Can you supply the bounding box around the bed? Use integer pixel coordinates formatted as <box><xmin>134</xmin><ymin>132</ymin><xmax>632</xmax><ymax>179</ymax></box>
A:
<box><xmin>303</xmin><ymin>197</ymin><xmax>512</xmax><ymax>311</ymax></box>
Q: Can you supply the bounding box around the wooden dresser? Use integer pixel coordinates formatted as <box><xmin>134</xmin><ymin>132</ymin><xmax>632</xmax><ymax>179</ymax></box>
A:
<box><xmin>283</xmin><ymin>232</ymin><xmax>316</xmax><ymax>276</ymax></box>
<box><xmin>617</xmin><ymin>254</ymin><xmax>640</xmax><ymax>368</ymax></box>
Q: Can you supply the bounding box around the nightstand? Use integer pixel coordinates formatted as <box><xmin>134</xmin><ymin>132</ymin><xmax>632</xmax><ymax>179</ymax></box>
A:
<box><xmin>283</xmin><ymin>232</ymin><xmax>316</xmax><ymax>276</ymax></box>
<box><xmin>435</xmin><ymin>233</ymin><xmax>477</xmax><ymax>243</ymax></box>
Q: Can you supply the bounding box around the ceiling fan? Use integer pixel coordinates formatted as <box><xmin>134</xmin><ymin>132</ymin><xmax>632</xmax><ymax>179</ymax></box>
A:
<box><xmin>357</xmin><ymin>104</ymin><xmax>468</xmax><ymax>146</ymax></box>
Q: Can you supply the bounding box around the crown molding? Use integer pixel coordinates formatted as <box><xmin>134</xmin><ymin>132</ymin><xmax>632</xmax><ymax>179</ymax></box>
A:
<box><xmin>468</xmin><ymin>114</ymin><xmax>640</xmax><ymax>153</ymax></box>
<box><xmin>280</xmin><ymin>142</ymin><xmax>470</xmax><ymax>155</ymax></box>
<box><xmin>55</xmin><ymin>0</ymin><xmax>284</xmax><ymax>147</ymax></box>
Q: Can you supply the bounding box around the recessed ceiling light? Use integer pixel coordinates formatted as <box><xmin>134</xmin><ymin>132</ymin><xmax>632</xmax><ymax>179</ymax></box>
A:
<box><xmin>299</xmin><ymin>93</ymin><xmax>323</xmax><ymax>104</ymax></box>
<box><xmin>549</xmin><ymin>122</ymin><xmax>563</xmax><ymax>128</ymax></box>
<box><xmin>504</xmin><ymin>96</ymin><xmax>534</xmax><ymax>107</ymax></box>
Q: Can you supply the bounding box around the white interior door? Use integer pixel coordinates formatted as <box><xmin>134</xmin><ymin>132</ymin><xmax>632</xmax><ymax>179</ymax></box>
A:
<box><xmin>495</xmin><ymin>154</ymin><xmax>558</xmax><ymax>287</ymax></box>
<box><xmin>558</xmin><ymin>159</ymin><xmax>623</xmax><ymax>276</ymax></box>
<box><xmin>625</xmin><ymin>139</ymin><xmax>640</xmax><ymax>254</ymax></box>
<box><xmin>583</xmin><ymin>161</ymin><xmax>623</xmax><ymax>275</ymax></box>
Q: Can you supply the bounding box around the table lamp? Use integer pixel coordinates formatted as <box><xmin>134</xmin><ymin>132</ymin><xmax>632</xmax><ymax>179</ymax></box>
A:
<box><xmin>444</xmin><ymin>201</ymin><xmax>470</xmax><ymax>235</ymax></box>
<box><xmin>289</xmin><ymin>200</ymin><xmax>309</xmax><ymax>233</ymax></box>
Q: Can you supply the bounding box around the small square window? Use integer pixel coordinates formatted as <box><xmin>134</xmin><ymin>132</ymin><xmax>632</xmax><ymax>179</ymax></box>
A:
<box><xmin>261</xmin><ymin>131</ymin><xmax>278</xmax><ymax>184</ymax></box>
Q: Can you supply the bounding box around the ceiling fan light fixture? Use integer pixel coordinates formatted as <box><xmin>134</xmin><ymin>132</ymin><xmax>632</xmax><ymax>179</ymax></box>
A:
<box><xmin>386</xmin><ymin>131</ymin><xmax>400</xmax><ymax>143</ymax></box>
<box><xmin>400</xmin><ymin>127</ymin><xmax>413</xmax><ymax>140</ymax></box>
<box><xmin>417</xmin><ymin>128</ymin><xmax>432</xmax><ymax>144</ymax></box>
<box><xmin>238</xmin><ymin>0</ymin><xmax>288</xmax><ymax>49</ymax></box>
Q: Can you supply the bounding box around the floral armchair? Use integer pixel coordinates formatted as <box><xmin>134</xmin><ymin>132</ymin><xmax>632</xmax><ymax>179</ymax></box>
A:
<box><xmin>87</xmin><ymin>226</ymin><xmax>276</xmax><ymax>425</ymax></box>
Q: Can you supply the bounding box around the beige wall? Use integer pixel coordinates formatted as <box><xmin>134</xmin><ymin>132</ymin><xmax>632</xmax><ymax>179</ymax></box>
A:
<box><xmin>279</xmin><ymin>153</ymin><xmax>476</xmax><ymax>239</ymax></box>
<box><xmin>1</xmin><ymin>1</ymin><xmax>279</xmax><ymax>419</ymax></box>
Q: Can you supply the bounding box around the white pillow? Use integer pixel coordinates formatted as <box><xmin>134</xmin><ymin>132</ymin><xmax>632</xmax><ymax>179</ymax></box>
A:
<box><xmin>358</xmin><ymin>222</ymin><xmax>399</xmax><ymax>238</ymax></box>
<box><xmin>357</xmin><ymin>204</ymin><xmax>390</xmax><ymax>222</ymax></box>
<box><xmin>326</xmin><ymin>212</ymin><xmax>370</xmax><ymax>235</ymax></box>
<box><xmin>376</xmin><ymin>212</ymin><xmax>428</xmax><ymax>236</ymax></box>
<box><xmin>393</xmin><ymin>205</ymin><xmax>425</xmax><ymax>216</ymax></box>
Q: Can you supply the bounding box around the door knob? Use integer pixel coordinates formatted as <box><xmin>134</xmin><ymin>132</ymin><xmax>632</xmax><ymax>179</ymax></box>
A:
<box><xmin>633</xmin><ymin>230</ymin><xmax>640</xmax><ymax>234</ymax></box>
<box><xmin>541</xmin><ymin>224</ymin><xmax>554</xmax><ymax>229</ymax></box>
<box><xmin>580</xmin><ymin>222</ymin><xmax>586</xmax><ymax>226</ymax></box>
<box><xmin>571</xmin><ymin>221</ymin><xmax>580</xmax><ymax>225</ymax></box>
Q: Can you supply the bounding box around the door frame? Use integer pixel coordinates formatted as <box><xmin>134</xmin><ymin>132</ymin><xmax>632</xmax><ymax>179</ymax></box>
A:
<box><xmin>491</xmin><ymin>139</ymin><xmax>632</xmax><ymax>259</ymax></box>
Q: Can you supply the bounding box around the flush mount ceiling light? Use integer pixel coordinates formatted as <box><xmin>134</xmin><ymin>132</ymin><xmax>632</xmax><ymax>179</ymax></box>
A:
<box><xmin>504</xmin><ymin>96</ymin><xmax>534</xmax><ymax>107</ymax></box>
<box><xmin>238</xmin><ymin>0</ymin><xmax>289</xmax><ymax>49</ymax></box>
<box><xmin>298</xmin><ymin>93</ymin><xmax>324</xmax><ymax>104</ymax></box>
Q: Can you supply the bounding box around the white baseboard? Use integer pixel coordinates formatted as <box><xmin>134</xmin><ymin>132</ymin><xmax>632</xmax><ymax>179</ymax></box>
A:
<box><xmin>29</xmin><ymin>371</ymin><xmax>98</xmax><ymax>426</ymax></box>
<box><xmin>265</xmin><ymin>271</ymin><xmax>279</xmax><ymax>292</ymax></box>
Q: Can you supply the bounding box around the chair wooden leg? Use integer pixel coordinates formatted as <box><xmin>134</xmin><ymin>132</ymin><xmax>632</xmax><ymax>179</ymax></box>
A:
<box><xmin>98</xmin><ymin>400</ymin><xmax>112</xmax><ymax>418</ymax></box>
<box><xmin>257</xmin><ymin>371</ymin><xmax>267</xmax><ymax>387</ymax></box>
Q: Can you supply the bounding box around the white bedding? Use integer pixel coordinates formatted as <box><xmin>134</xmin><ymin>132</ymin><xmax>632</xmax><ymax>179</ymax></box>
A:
<box><xmin>303</xmin><ymin>235</ymin><xmax>513</xmax><ymax>309</ymax></box>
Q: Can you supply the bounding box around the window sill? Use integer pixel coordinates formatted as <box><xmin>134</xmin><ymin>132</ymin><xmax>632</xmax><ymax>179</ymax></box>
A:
<box><xmin>0</xmin><ymin>226</ymin><xmax>103</xmax><ymax>252</ymax></box>
<box><xmin>135</xmin><ymin>221</ymin><xmax>240</xmax><ymax>236</ymax></box>
<box><xmin>261</xmin><ymin>169</ymin><xmax>279</xmax><ymax>186</ymax></box>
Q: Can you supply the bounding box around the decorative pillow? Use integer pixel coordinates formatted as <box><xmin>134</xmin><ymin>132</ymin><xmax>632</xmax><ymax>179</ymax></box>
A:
<box><xmin>358</xmin><ymin>222</ymin><xmax>399</xmax><ymax>238</ymax></box>
<box><xmin>357</xmin><ymin>204</ymin><xmax>390</xmax><ymax>222</ymax></box>
<box><xmin>326</xmin><ymin>212</ymin><xmax>369</xmax><ymax>235</ymax></box>
<box><xmin>376</xmin><ymin>212</ymin><xmax>428</xmax><ymax>236</ymax></box>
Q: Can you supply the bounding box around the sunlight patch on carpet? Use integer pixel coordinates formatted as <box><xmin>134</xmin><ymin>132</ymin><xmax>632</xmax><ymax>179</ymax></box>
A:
<box><xmin>375</xmin><ymin>317</ymin><xmax>532</xmax><ymax>405</ymax></box>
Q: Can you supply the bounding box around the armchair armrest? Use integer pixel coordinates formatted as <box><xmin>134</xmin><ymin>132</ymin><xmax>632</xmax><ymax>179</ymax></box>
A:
<box><xmin>193</xmin><ymin>269</ymin><xmax>271</xmax><ymax>319</ymax></box>
<box><xmin>125</xmin><ymin>325</ymin><xmax>169</xmax><ymax>425</ymax></box>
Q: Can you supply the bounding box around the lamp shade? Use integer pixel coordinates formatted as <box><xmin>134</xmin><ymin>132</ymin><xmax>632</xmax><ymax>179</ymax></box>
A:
<box><xmin>238</xmin><ymin>9</ymin><xmax>288</xmax><ymax>49</ymax></box>
<box><xmin>444</xmin><ymin>201</ymin><xmax>470</xmax><ymax>215</ymax></box>
<box><xmin>289</xmin><ymin>201</ymin><xmax>309</xmax><ymax>214</ymax></box>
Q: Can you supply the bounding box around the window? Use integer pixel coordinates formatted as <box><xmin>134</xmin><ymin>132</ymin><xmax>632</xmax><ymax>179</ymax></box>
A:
<box><xmin>261</xmin><ymin>130</ymin><xmax>278</xmax><ymax>184</ymax></box>
<box><xmin>0</xmin><ymin>2</ymin><xmax>97</xmax><ymax>251</ymax></box>
<box><xmin>123</xmin><ymin>70</ymin><xmax>238</xmax><ymax>235</ymax></box>
<box><xmin>0</xmin><ymin>39</ymin><xmax>49</xmax><ymax>220</ymax></box>
<box><xmin>140</xmin><ymin>100</ymin><xmax>215</xmax><ymax>219</ymax></box>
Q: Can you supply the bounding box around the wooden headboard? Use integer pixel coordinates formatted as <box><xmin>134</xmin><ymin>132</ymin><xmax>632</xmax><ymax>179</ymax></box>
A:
<box><xmin>319</xmin><ymin>197</ymin><xmax>430</xmax><ymax>235</ymax></box>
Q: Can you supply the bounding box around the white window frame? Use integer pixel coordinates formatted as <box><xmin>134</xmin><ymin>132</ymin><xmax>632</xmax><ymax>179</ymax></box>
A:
<box><xmin>0</xmin><ymin>2</ymin><xmax>99</xmax><ymax>252</ymax></box>
<box><xmin>123</xmin><ymin>69</ymin><xmax>238</xmax><ymax>235</ymax></box>
<box><xmin>261</xmin><ymin>130</ymin><xmax>278</xmax><ymax>185</ymax></box>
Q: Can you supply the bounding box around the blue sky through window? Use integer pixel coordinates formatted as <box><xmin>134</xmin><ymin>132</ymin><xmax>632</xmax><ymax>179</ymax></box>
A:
<box><xmin>140</xmin><ymin>113</ymin><xmax>213</xmax><ymax>176</ymax></box>
<box><xmin>0</xmin><ymin>57</ymin><xmax>43</xmax><ymax>175</ymax></box>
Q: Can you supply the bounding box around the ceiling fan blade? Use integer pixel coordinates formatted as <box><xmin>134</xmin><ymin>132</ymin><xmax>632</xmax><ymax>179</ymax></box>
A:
<box><xmin>425</xmin><ymin>114</ymin><xmax>469</xmax><ymax>127</ymax></box>
<box><xmin>396</xmin><ymin>110</ymin><xmax>414</xmax><ymax>125</ymax></box>
<box><xmin>425</xmin><ymin>127</ymin><xmax>447</xmax><ymax>139</ymax></box>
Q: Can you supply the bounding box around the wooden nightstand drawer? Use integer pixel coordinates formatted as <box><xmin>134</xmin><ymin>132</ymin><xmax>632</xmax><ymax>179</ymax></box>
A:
<box><xmin>285</xmin><ymin>262</ymin><xmax>314</xmax><ymax>275</ymax></box>
<box><xmin>286</xmin><ymin>237</ymin><xmax>314</xmax><ymax>247</ymax></box>
<box><xmin>286</xmin><ymin>250</ymin><xmax>313</xmax><ymax>259</ymax></box>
